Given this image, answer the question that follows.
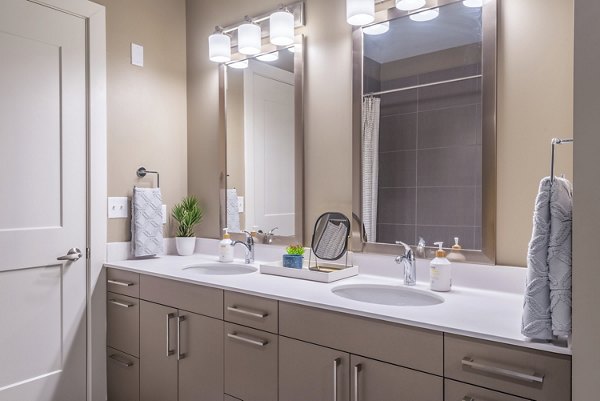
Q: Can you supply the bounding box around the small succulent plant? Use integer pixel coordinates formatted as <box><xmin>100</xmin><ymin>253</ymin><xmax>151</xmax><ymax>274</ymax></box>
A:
<box><xmin>172</xmin><ymin>196</ymin><xmax>204</xmax><ymax>237</ymax></box>
<box><xmin>286</xmin><ymin>244</ymin><xmax>305</xmax><ymax>256</ymax></box>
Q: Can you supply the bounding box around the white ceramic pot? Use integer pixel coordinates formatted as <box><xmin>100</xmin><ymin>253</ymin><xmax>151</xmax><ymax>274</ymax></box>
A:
<box><xmin>175</xmin><ymin>237</ymin><xmax>196</xmax><ymax>256</ymax></box>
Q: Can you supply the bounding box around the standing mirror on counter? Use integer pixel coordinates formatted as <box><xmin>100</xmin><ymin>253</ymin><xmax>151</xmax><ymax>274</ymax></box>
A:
<box><xmin>221</xmin><ymin>36</ymin><xmax>304</xmax><ymax>245</ymax></box>
<box><xmin>352</xmin><ymin>0</ymin><xmax>496</xmax><ymax>263</ymax></box>
<box><xmin>309</xmin><ymin>212</ymin><xmax>351</xmax><ymax>271</ymax></box>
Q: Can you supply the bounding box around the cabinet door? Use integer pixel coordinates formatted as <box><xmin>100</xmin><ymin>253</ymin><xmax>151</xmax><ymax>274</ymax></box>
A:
<box><xmin>280</xmin><ymin>336</ymin><xmax>350</xmax><ymax>401</ymax></box>
<box><xmin>350</xmin><ymin>355</ymin><xmax>443</xmax><ymax>401</ymax></box>
<box><xmin>140</xmin><ymin>301</ymin><xmax>178</xmax><ymax>401</ymax></box>
<box><xmin>179</xmin><ymin>311</ymin><xmax>224</xmax><ymax>401</ymax></box>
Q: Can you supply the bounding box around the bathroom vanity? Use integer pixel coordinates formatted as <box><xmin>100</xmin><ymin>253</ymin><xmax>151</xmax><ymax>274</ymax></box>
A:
<box><xmin>104</xmin><ymin>255</ymin><xmax>571</xmax><ymax>401</ymax></box>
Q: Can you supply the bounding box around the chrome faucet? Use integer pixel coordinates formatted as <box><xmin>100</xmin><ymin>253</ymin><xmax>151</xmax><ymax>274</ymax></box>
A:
<box><xmin>263</xmin><ymin>227</ymin><xmax>279</xmax><ymax>244</ymax></box>
<box><xmin>233</xmin><ymin>231</ymin><xmax>255</xmax><ymax>264</ymax></box>
<box><xmin>395</xmin><ymin>241</ymin><xmax>416</xmax><ymax>286</ymax></box>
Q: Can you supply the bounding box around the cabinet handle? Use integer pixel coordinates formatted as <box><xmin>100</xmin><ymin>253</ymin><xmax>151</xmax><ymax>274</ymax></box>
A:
<box><xmin>353</xmin><ymin>364</ymin><xmax>361</xmax><ymax>401</ymax></box>
<box><xmin>333</xmin><ymin>358</ymin><xmax>340</xmax><ymax>401</ymax></box>
<box><xmin>107</xmin><ymin>279</ymin><xmax>134</xmax><ymax>287</ymax></box>
<box><xmin>461</xmin><ymin>357</ymin><xmax>544</xmax><ymax>383</ymax></box>
<box><xmin>108</xmin><ymin>299</ymin><xmax>134</xmax><ymax>308</ymax></box>
<box><xmin>227</xmin><ymin>305</ymin><xmax>268</xmax><ymax>319</ymax></box>
<box><xmin>166</xmin><ymin>313</ymin><xmax>176</xmax><ymax>357</ymax></box>
<box><xmin>177</xmin><ymin>315</ymin><xmax>186</xmax><ymax>360</ymax></box>
<box><xmin>227</xmin><ymin>332</ymin><xmax>268</xmax><ymax>347</ymax></box>
<box><xmin>108</xmin><ymin>354</ymin><xmax>133</xmax><ymax>367</ymax></box>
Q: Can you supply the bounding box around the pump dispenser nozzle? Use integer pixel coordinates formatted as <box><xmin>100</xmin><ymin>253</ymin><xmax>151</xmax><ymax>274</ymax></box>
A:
<box><xmin>434</xmin><ymin>241</ymin><xmax>445</xmax><ymax>257</ymax></box>
<box><xmin>223</xmin><ymin>228</ymin><xmax>230</xmax><ymax>239</ymax></box>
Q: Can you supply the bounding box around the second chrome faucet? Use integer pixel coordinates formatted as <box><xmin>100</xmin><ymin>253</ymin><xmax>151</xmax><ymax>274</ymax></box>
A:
<box><xmin>395</xmin><ymin>241</ymin><xmax>416</xmax><ymax>286</ymax></box>
<box><xmin>232</xmin><ymin>231</ymin><xmax>255</xmax><ymax>264</ymax></box>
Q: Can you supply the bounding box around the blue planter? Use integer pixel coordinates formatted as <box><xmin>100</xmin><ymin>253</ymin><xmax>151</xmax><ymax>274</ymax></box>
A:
<box><xmin>283</xmin><ymin>254</ymin><xmax>304</xmax><ymax>269</ymax></box>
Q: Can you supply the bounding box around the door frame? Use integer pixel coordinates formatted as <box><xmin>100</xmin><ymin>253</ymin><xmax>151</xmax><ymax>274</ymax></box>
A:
<box><xmin>26</xmin><ymin>1</ymin><xmax>107</xmax><ymax>400</ymax></box>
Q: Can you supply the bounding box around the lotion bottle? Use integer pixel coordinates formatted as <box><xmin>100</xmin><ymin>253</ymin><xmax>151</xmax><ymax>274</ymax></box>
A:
<box><xmin>219</xmin><ymin>228</ymin><xmax>234</xmax><ymax>263</ymax></box>
<box><xmin>430</xmin><ymin>242</ymin><xmax>452</xmax><ymax>292</ymax></box>
<box><xmin>447</xmin><ymin>237</ymin><xmax>466</xmax><ymax>263</ymax></box>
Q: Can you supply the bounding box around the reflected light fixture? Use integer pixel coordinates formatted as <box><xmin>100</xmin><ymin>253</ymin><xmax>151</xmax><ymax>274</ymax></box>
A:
<box><xmin>238</xmin><ymin>17</ymin><xmax>261</xmax><ymax>55</ymax></box>
<box><xmin>208</xmin><ymin>26</ymin><xmax>231</xmax><ymax>63</ymax></box>
<box><xmin>228</xmin><ymin>60</ymin><xmax>249</xmax><ymax>69</ymax></box>
<box><xmin>363</xmin><ymin>21</ymin><xmax>390</xmax><ymax>35</ymax></box>
<box><xmin>395</xmin><ymin>0</ymin><xmax>426</xmax><ymax>11</ymax></box>
<box><xmin>287</xmin><ymin>44</ymin><xmax>299</xmax><ymax>53</ymax></box>
<box><xmin>346</xmin><ymin>0</ymin><xmax>374</xmax><ymax>26</ymax></box>
<box><xmin>463</xmin><ymin>0</ymin><xmax>483</xmax><ymax>7</ymax></box>
<box><xmin>270</xmin><ymin>8</ymin><xmax>295</xmax><ymax>46</ymax></box>
<box><xmin>256</xmin><ymin>51</ymin><xmax>279</xmax><ymax>62</ymax></box>
<box><xmin>409</xmin><ymin>7</ymin><xmax>439</xmax><ymax>21</ymax></box>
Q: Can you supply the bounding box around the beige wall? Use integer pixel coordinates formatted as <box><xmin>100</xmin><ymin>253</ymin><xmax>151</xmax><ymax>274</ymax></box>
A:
<box><xmin>573</xmin><ymin>0</ymin><xmax>600</xmax><ymax>398</ymax></box>
<box><xmin>187</xmin><ymin>0</ymin><xmax>573</xmax><ymax>267</ymax></box>
<box><xmin>94</xmin><ymin>0</ymin><xmax>188</xmax><ymax>242</ymax></box>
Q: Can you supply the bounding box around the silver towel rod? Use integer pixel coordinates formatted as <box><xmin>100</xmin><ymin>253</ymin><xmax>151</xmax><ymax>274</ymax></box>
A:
<box><xmin>363</xmin><ymin>74</ymin><xmax>482</xmax><ymax>97</ymax></box>
<box><xmin>550</xmin><ymin>138</ymin><xmax>573</xmax><ymax>184</ymax></box>
<box><xmin>136</xmin><ymin>167</ymin><xmax>160</xmax><ymax>188</ymax></box>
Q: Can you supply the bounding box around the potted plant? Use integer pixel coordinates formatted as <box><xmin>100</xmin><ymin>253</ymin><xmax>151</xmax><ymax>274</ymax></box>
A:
<box><xmin>172</xmin><ymin>196</ymin><xmax>204</xmax><ymax>256</ymax></box>
<box><xmin>283</xmin><ymin>244</ymin><xmax>305</xmax><ymax>269</ymax></box>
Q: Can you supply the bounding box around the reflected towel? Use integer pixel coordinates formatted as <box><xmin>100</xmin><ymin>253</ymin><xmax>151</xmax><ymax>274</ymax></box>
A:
<box><xmin>226</xmin><ymin>189</ymin><xmax>241</xmax><ymax>232</ymax></box>
<box><xmin>131</xmin><ymin>187</ymin><xmax>164</xmax><ymax>258</ymax></box>
<box><xmin>548</xmin><ymin>177</ymin><xmax>572</xmax><ymax>337</ymax></box>
<box><xmin>315</xmin><ymin>221</ymin><xmax>348</xmax><ymax>260</ymax></box>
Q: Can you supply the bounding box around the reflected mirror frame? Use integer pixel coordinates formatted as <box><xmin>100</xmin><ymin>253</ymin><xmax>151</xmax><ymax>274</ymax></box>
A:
<box><xmin>351</xmin><ymin>0</ymin><xmax>497</xmax><ymax>264</ymax></box>
<box><xmin>311</xmin><ymin>212</ymin><xmax>351</xmax><ymax>261</ymax></box>
<box><xmin>219</xmin><ymin>34</ymin><xmax>305</xmax><ymax>246</ymax></box>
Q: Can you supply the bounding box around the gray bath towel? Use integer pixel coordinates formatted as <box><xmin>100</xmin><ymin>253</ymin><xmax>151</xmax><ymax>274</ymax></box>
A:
<box><xmin>548</xmin><ymin>177</ymin><xmax>573</xmax><ymax>337</ymax></box>
<box><xmin>131</xmin><ymin>187</ymin><xmax>164</xmax><ymax>258</ymax></box>
<box><xmin>522</xmin><ymin>177</ymin><xmax>573</xmax><ymax>340</ymax></box>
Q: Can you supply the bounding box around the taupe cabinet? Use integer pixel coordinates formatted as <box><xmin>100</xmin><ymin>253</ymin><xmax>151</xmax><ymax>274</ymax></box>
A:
<box><xmin>106</xmin><ymin>268</ymin><xmax>572</xmax><ymax>401</ymax></box>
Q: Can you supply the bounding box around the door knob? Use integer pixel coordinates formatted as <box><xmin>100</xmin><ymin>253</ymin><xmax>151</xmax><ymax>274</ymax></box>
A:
<box><xmin>57</xmin><ymin>248</ymin><xmax>83</xmax><ymax>261</ymax></box>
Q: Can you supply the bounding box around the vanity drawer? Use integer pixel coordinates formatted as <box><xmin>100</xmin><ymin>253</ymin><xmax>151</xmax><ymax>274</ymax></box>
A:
<box><xmin>107</xmin><ymin>268</ymin><xmax>139</xmax><ymax>298</ymax></box>
<box><xmin>107</xmin><ymin>293</ymin><xmax>140</xmax><ymax>357</ymax></box>
<box><xmin>107</xmin><ymin>347</ymin><xmax>139</xmax><ymax>401</ymax></box>
<box><xmin>224</xmin><ymin>322</ymin><xmax>278</xmax><ymax>401</ymax></box>
<box><xmin>444</xmin><ymin>334</ymin><xmax>571</xmax><ymax>401</ymax></box>
<box><xmin>140</xmin><ymin>274</ymin><xmax>223</xmax><ymax>319</ymax></box>
<box><xmin>224</xmin><ymin>291</ymin><xmax>278</xmax><ymax>333</ymax></box>
<box><xmin>279</xmin><ymin>302</ymin><xmax>443</xmax><ymax>375</ymax></box>
<box><xmin>445</xmin><ymin>379</ymin><xmax>530</xmax><ymax>401</ymax></box>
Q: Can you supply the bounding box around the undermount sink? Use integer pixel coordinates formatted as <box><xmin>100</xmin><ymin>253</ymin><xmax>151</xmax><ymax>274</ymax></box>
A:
<box><xmin>183</xmin><ymin>263</ymin><xmax>257</xmax><ymax>275</ymax></box>
<box><xmin>331</xmin><ymin>284</ymin><xmax>444</xmax><ymax>306</ymax></box>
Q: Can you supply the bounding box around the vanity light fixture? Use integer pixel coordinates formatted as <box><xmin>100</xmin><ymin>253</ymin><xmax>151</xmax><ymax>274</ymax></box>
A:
<box><xmin>409</xmin><ymin>7</ymin><xmax>439</xmax><ymax>21</ymax></box>
<box><xmin>363</xmin><ymin>21</ymin><xmax>390</xmax><ymax>35</ymax></box>
<box><xmin>228</xmin><ymin>59</ymin><xmax>249</xmax><ymax>69</ymax></box>
<box><xmin>462</xmin><ymin>0</ymin><xmax>483</xmax><ymax>7</ymax></box>
<box><xmin>256</xmin><ymin>51</ymin><xmax>279</xmax><ymax>62</ymax></box>
<box><xmin>270</xmin><ymin>7</ymin><xmax>295</xmax><ymax>46</ymax></box>
<box><xmin>346</xmin><ymin>0</ymin><xmax>375</xmax><ymax>26</ymax></box>
<box><xmin>238</xmin><ymin>17</ymin><xmax>262</xmax><ymax>55</ymax></box>
<box><xmin>395</xmin><ymin>0</ymin><xmax>426</xmax><ymax>11</ymax></box>
<box><xmin>208</xmin><ymin>26</ymin><xmax>231</xmax><ymax>63</ymax></box>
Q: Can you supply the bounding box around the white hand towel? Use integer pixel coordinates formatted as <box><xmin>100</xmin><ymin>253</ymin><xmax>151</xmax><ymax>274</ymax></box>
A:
<box><xmin>226</xmin><ymin>188</ymin><xmax>241</xmax><ymax>232</ymax></box>
<box><xmin>131</xmin><ymin>187</ymin><xmax>164</xmax><ymax>258</ymax></box>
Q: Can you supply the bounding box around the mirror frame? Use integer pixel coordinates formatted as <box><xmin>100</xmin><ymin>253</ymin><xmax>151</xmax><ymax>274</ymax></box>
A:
<box><xmin>351</xmin><ymin>0</ymin><xmax>497</xmax><ymax>264</ymax></box>
<box><xmin>219</xmin><ymin>34</ymin><xmax>305</xmax><ymax>245</ymax></box>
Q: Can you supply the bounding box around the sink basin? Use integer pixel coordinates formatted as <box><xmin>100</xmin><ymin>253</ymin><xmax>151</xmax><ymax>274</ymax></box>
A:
<box><xmin>331</xmin><ymin>284</ymin><xmax>444</xmax><ymax>306</ymax></box>
<box><xmin>183</xmin><ymin>263</ymin><xmax>257</xmax><ymax>275</ymax></box>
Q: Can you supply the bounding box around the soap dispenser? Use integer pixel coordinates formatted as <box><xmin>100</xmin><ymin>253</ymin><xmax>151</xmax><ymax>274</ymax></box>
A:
<box><xmin>430</xmin><ymin>242</ymin><xmax>452</xmax><ymax>292</ymax></box>
<box><xmin>447</xmin><ymin>237</ymin><xmax>466</xmax><ymax>263</ymax></box>
<box><xmin>219</xmin><ymin>228</ymin><xmax>234</xmax><ymax>263</ymax></box>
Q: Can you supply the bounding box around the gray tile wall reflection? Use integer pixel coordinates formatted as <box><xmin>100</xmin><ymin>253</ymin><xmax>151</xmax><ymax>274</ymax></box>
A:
<box><xmin>376</xmin><ymin>63</ymin><xmax>482</xmax><ymax>250</ymax></box>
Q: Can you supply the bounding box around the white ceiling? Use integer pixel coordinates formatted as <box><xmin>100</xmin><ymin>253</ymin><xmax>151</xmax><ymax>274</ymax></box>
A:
<box><xmin>363</xmin><ymin>2</ymin><xmax>482</xmax><ymax>64</ymax></box>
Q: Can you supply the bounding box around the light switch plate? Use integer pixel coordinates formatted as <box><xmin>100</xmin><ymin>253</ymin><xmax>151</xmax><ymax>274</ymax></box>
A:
<box><xmin>237</xmin><ymin>196</ymin><xmax>244</xmax><ymax>213</ymax></box>
<box><xmin>162</xmin><ymin>204</ymin><xmax>167</xmax><ymax>224</ymax></box>
<box><xmin>131</xmin><ymin>43</ymin><xmax>144</xmax><ymax>67</ymax></box>
<box><xmin>108</xmin><ymin>197</ymin><xmax>128</xmax><ymax>219</ymax></box>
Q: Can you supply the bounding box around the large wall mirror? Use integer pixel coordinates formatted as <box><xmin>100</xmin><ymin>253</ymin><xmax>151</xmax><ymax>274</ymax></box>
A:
<box><xmin>221</xmin><ymin>36</ymin><xmax>304</xmax><ymax>244</ymax></box>
<box><xmin>352</xmin><ymin>0</ymin><xmax>496</xmax><ymax>263</ymax></box>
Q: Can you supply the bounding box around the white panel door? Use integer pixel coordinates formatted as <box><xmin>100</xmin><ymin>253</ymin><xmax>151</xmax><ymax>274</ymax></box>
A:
<box><xmin>0</xmin><ymin>1</ymin><xmax>87</xmax><ymax>400</ymax></box>
<box><xmin>244</xmin><ymin>61</ymin><xmax>295</xmax><ymax>236</ymax></box>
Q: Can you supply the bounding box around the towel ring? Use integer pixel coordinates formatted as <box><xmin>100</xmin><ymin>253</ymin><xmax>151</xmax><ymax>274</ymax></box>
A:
<box><xmin>137</xmin><ymin>167</ymin><xmax>160</xmax><ymax>188</ymax></box>
<box><xmin>550</xmin><ymin>138</ymin><xmax>573</xmax><ymax>184</ymax></box>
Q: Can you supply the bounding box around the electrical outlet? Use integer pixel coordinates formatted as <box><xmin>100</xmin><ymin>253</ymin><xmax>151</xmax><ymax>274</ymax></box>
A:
<box><xmin>162</xmin><ymin>204</ymin><xmax>167</xmax><ymax>224</ymax></box>
<box><xmin>237</xmin><ymin>196</ymin><xmax>244</xmax><ymax>213</ymax></box>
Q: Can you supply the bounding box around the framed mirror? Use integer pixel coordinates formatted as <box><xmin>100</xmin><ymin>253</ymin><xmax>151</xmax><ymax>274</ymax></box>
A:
<box><xmin>220</xmin><ymin>35</ymin><xmax>305</xmax><ymax>245</ymax></box>
<box><xmin>352</xmin><ymin>0</ymin><xmax>496</xmax><ymax>263</ymax></box>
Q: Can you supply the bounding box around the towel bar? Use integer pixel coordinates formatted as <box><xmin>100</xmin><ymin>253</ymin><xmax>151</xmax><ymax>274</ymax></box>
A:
<box><xmin>136</xmin><ymin>167</ymin><xmax>160</xmax><ymax>187</ymax></box>
<box><xmin>550</xmin><ymin>138</ymin><xmax>573</xmax><ymax>184</ymax></box>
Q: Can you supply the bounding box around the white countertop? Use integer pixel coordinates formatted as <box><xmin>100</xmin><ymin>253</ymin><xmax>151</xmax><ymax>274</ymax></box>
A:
<box><xmin>105</xmin><ymin>252</ymin><xmax>571</xmax><ymax>356</ymax></box>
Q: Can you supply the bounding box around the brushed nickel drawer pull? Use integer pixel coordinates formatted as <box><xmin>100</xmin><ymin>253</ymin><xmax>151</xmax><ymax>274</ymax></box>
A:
<box><xmin>333</xmin><ymin>358</ymin><xmax>340</xmax><ymax>401</ymax></box>
<box><xmin>462</xmin><ymin>397</ymin><xmax>475</xmax><ymax>401</ymax></box>
<box><xmin>461</xmin><ymin>357</ymin><xmax>544</xmax><ymax>383</ymax></box>
<box><xmin>353</xmin><ymin>364</ymin><xmax>362</xmax><ymax>401</ymax></box>
<box><xmin>227</xmin><ymin>332</ymin><xmax>268</xmax><ymax>347</ymax></box>
<box><xmin>108</xmin><ymin>299</ymin><xmax>134</xmax><ymax>308</ymax></box>
<box><xmin>108</xmin><ymin>354</ymin><xmax>133</xmax><ymax>367</ymax></box>
<box><xmin>108</xmin><ymin>279</ymin><xmax>134</xmax><ymax>287</ymax></box>
<box><xmin>227</xmin><ymin>305</ymin><xmax>268</xmax><ymax>319</ymax></box>
<box><xmin>177</xmin><ymin>315</ymin><xmax>186</xmax><ymax>360</ymax></box>
<box><xmin>166</xmin><ymin>313</ymin><xmax>176</xmax><ymax>357</ymax></box>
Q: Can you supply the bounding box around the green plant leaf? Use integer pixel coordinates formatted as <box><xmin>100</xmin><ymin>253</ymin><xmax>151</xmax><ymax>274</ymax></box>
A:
<box><xmin>172</xmin><ymin>196</ymin><xmax>204</xmax><ymax>237</ymax></box>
